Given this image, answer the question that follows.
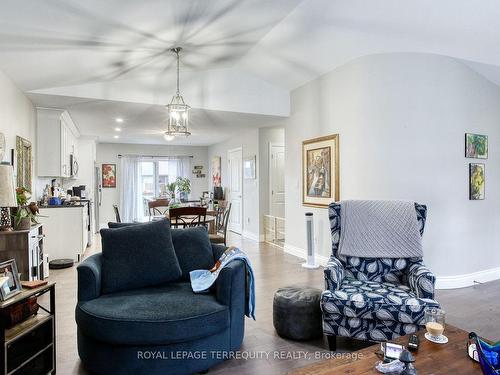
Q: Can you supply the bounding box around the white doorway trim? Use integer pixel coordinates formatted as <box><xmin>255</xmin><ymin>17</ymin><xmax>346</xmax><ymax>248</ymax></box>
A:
<box><xmin>269</xmin><ymin>142</ymin><xmax>285</xmax><ymax>218</ymax></box>
<box><xmin>227</xmin><ymin>147</ymin><xmax>243</xmax><ymax>234</ymax></box>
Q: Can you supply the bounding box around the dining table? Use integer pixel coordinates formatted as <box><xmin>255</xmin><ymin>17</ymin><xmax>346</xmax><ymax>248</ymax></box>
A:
<box><xmin>137</xmin><ymin>214</ymin><xmax>217</xmax><ymax>234</ymax></box>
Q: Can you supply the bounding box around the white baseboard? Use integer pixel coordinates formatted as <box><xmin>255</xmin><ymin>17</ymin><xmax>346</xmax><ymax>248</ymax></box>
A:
<box><xmin>285</xmin><ymin>245</ymin><xmax>500</xmax><ymax>289</ymax></box>
<box><xmin>436</xmin><ymin>267</ymin><xmax>500</xmax><ymax>289</ymax></box>
<box><xmin>241</xmin><ymin>230</ymin><xmax>263</xmax><ymax>242</ymax></box>
<box><xmin>283</xmin><ymin>243</ymin><xmax>329</xmax><ymax>266</ymax></box>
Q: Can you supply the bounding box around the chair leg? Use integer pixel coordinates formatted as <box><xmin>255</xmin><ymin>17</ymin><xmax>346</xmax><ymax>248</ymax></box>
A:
<box><xmin>327</xmin><ymin>335</ymin><xmax>337</xmax><ymax>351</ymax></box>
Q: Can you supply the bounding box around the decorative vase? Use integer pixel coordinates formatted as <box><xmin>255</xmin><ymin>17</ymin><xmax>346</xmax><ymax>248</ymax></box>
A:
<box><xmin>15</xmin><ymin>217</ymin><xmax>31</xmax><ymax>231</ymax></box>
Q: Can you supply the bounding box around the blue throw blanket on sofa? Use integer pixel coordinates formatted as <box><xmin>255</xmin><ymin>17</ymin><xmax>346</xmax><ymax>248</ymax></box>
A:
<box><xmin>190</xmin><ymin>247</ymin><xmax>255</xmax><ymax>320</ymax></box>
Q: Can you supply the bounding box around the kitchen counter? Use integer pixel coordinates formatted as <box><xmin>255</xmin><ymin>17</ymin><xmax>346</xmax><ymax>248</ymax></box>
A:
<box><xmin>39</xmin><ymin>199</ymin><xmax>90</xmax><ymax>208</ymax></box>
<box><xmin>39</xmin><ymin>203</ymin><xmax>88</xmax><ymax>208</ymax></box>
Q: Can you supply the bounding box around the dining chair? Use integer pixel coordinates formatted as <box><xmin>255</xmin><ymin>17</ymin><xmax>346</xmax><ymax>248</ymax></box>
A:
<box><xmin>214</xmin><ymin>201</ymin><xmax>228</xmax><ymax>232</ymax></box>
<box><xmin>148</xmin><ymin>199</ymin><xmax>169</xmax><ymax>216</ymax></box>
<box><xmin>168</xmin><ymin>207</ymin><xmax>207</xmax><ymax>228</ymax></box>
<box><xmin>210</xmin><ymin>203</ymin><xmax>232</xmax><ymax>246</ymax></box>
<box><xmin>113</xmin><ymin>205</ymin><xmax>121</xmax><ymax>223</ymax></box>
<box><xmin>200</xmin><ymin>191</ymin><xmax>210</xmax><ymax>207</ymax></box>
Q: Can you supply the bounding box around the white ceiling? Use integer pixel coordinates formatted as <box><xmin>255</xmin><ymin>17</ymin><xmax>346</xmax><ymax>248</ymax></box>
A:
<box><xmin>241</xmin><ymin>0</ymin><xmax>500</xmax><ymax>89</ymax></box>
<box><xmin>3</xmin><ymin>0</ymin><xmax>500</xmax><ymax>145</ymax></box>
<box><xmin>28</xmin><ymin>93</ymin><xmax>286</xmax><ymax>145</ymax></box>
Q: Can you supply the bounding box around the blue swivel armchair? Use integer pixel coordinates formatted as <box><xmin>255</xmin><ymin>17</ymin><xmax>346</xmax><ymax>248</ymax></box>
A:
<box><xmin>76</xmin><ymin>225</ymin><xmax>246</xmax><ymax>375</ymax></box>
<box><xmin>321</xmin><ymin>202</ymin><xmax>439</xmax><ymax>350</ymax></box>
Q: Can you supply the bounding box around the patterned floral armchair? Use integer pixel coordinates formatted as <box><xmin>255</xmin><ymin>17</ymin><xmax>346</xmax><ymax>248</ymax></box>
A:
<box><xmin>321</xmin><ymin>202</ymin><xmax>439</xmax><ymax>350</ymax></box>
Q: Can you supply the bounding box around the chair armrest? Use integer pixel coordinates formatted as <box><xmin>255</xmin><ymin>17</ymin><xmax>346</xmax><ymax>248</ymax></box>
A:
<box><xmin>214</xmin><ymin>259</ymin><xmax>246</xmax><ymax>350</ymax></box>
<box><xmin>324</xmin><ymin>256</ymin><xmax>344</xmax><ymax>291</ymax></box>
<box><xmin>77</xmin><ymin>253</ymin><xmax>103</xmax><ymax>302</ymax></box>
<box><xmin>214</xmin><ymin>259</ymin><xmax>246</xmax><ymax>307</ymax></box>
<box><xmin>407</xmin><ymin>262</ymin><xmax>436</xmax><ymax>299</ymax></box>
<box><xmin>211</xmin><ymin>243</ymin><xmax>227</xmax><ymax>261</ymax></box>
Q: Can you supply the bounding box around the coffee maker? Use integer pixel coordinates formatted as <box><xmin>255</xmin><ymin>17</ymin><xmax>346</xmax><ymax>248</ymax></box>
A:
<box><xmin>72</xmin><ymin>185</ymin><xmax>87</xmax><ymax>199</ymax></box>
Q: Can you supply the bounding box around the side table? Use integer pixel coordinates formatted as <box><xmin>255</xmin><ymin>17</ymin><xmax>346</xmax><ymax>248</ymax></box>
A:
<box><xmin>0</xmin><ymin>282</ymin><xmax>56</xmax><ymax>375</ymax></box>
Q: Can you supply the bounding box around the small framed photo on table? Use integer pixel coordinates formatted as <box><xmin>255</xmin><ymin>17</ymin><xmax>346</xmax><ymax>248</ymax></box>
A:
<box><xmin>0</xmin><ymin>259</ymin><xmax>22</xmax><ymax>301</ymax></box>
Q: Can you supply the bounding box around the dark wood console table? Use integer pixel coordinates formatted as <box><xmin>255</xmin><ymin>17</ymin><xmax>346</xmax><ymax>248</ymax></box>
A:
<box><xmin>0</xmin><ymin>282</ymin><xmax>56</xmax><ymax>374</ymax></box>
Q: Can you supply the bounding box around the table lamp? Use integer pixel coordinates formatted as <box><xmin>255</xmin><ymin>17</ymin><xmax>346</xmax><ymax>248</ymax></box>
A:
<box><xmin>0</xmin><ymin>163</ymin><xmax>17</xmax><ymax>231</ymax></box>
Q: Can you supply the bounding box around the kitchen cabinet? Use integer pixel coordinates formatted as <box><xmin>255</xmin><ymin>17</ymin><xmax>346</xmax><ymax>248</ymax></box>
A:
<box><xmin>38</xmin><ymin>205</ymin><xmax>88</xmax><ymax>262</ymax></box>
<box><xmin>37</xmin><ymin>109</ymin><xmax>80</xmax><ymax>178</ymax></box>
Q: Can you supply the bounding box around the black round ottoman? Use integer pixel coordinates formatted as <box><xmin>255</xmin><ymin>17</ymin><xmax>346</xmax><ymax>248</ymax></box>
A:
<box><xmin>273</xmin><ymin>286</ymin><xmax>323</xmax><ymax>340</ymax></box>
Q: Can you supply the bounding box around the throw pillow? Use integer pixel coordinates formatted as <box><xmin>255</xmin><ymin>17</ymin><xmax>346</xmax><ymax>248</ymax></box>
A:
<box><xmin>171</xmin><ymin>226</ymin><xmax>215</xmax><ymax>280</ymax></box>
<box><xmin>100</xmin><ymin>219</ymin><xmax>182</xmax><ymax>294</ymax></box>
<box><xmin>107</xmin><ymin>221</ymin><xmax>216</xmax><ymax>280</ymax></box>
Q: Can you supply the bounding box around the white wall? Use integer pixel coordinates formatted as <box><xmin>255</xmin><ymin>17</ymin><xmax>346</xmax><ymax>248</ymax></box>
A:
<box><xmin>96</xmin><ymin>143</ymin><xmax>208</xmax><ymax>227</ymax></box>
<box><xmin>208</xmin><ymin>128</ymin><xmax>261</xmax><ymax>240</ymax></box>
<box><xmin>285</xmin><ymin>53</ymin><xmax>500</xmax><ymax>284</ymax></box>
<box><xmin>0</xmin><ymin>69</ymin><xmax>36</xmax><ymax>191</ymax></box>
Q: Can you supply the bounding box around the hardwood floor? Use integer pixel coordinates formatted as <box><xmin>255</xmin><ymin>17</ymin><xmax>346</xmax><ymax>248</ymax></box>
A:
<box><xmin>41</xmin><ymin>231</ymin><xmax>500</xmax><ymax>374</ymax></box>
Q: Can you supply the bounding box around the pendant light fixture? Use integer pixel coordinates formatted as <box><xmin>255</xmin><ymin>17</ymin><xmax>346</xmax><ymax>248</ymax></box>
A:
<box><xmin>164</xmin><ymin>47</ymin><xmax>191</xmax><ymax>140</ymax></box>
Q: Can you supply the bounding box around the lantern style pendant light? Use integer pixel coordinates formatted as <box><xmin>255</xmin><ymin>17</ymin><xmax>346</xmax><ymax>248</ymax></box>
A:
<box><xmin>165</xmin><ymin>47</ymin><xmax>191</xmax><ymax>139</ymax></box>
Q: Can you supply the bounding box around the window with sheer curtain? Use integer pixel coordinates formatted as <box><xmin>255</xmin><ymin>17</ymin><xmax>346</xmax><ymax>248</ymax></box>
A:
<box><xmin>120</xmin><ymin>156</ymin><xmax>191</xmax><ymax>222</ymax></box>
<box><xmin>139</xmin><ymin>159</ymin><xmax>189</xmax><ymax>200</ymax></box>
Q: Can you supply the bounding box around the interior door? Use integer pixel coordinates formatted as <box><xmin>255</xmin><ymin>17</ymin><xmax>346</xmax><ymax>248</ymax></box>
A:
<box><xmin>270</xmin><ymin>143</ymin><xmax>285</xmax><ymax>218</ymax></box>
<box><xmin>228</xmin><ymin>148</ymin><xmax>243</xmax><ymax>234</ymax></box>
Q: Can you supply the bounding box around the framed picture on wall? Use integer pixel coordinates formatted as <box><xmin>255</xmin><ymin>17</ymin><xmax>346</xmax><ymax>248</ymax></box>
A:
<box><xmin>212</xmin><ymin>157</ymin><xmax>221</xmax><ymax>187</ymax></box>
<box><xmin>465</xmin><ymin>133</ymin><xmax>488</xmax><ymax>159</ymax></box>
<box><xmin>302</xmin><ymin>134</ymin><xmax>339</xmax><ymax>207</ymax></box>
<box><xmin>16</xmin><ymin>136</ymin><xmax>32</xmax><ymax>191</ymax></box>
<box><xmin>102</xmin><ymin>164</ymin><xmax>116</xmax><ymax>188</ymax></box>
<box><xmin>243</xmin><ymin>155</ymin><xmax>256</xmax><ymax>179</ymax></box>
<box><xmin>469</xmin><ymin>163</ymin><xmax>485</xmax><ymax>200</ymax></box>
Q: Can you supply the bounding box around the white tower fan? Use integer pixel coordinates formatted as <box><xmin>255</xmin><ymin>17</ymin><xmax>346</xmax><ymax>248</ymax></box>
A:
<box><xmin>302</xmin><ymin>212</ymin><xmax>319</xmax><ymax>269</ymax></box>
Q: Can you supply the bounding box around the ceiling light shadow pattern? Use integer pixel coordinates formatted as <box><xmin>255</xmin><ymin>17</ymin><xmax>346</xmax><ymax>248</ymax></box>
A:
<box><xmin>46</xmin><ymin>0</ymin><xmax>173</xmax><ymax>45</ymax></box>
<box><xmin>0</xmin><ymin>0</ymin><xmax>301</xmax><ymax>90</ymax></box>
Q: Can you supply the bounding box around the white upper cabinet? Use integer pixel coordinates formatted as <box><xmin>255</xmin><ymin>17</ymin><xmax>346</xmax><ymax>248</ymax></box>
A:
<box><xmin>37</xmin><ymin>109</ymin><xmax>80</xmax><ymax>178</ymax></box>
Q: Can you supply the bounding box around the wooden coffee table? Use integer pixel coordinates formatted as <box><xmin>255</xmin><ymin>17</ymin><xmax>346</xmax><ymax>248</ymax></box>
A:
<box><xmin>287</xmin><ymin>325</ymin><xmax>483</xmax><ymax>374</ymax></box>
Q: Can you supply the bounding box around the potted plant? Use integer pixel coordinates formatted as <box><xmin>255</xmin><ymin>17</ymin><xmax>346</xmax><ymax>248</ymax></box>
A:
<box><xmin>12</xmin><ymin>187</ymin><xmax>39</xmax><ymax>230</ymax></box>
<box><xmin>176</xmin><ymin>177</ymin><xmax>191</xmax><ymax>202</ymax></box>
<box><xmin>166</xmin><ymin>182</ymin><xmax>177</xmax><ymax>202</ymax></box>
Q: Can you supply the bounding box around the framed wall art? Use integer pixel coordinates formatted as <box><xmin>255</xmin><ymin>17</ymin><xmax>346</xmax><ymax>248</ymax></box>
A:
<box><xmin>469</xmin><ymin>163</ymin><xmax>485</xmax><ymax>200</ymax></box>
<box><xmin>243</xmin><ymin>155</ymin><xmax>256</xmax><ymax>179</ymax></box>
<box><xmin>16</xmin><ymin>136</ymin><xmax>32</xmax><ymax>191</ymax></box>
<box><xmin>302</xmin><ymin>134</ymin><xmax>339</xmax><ymax>207</ymax></box>
<box><xmin>212</xmin><ymin>157</ymin><xmax>221</xmax><ymax>187</ymax></box>
<box><xmin>465</xmin><ymin>133</ymin><xmax>488</xmax><ymax>159</ymax></box>
<box><xmin>102</xmin><ymin>164</ymin><xmax>116</xmax><ymax>188</ymax></box>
